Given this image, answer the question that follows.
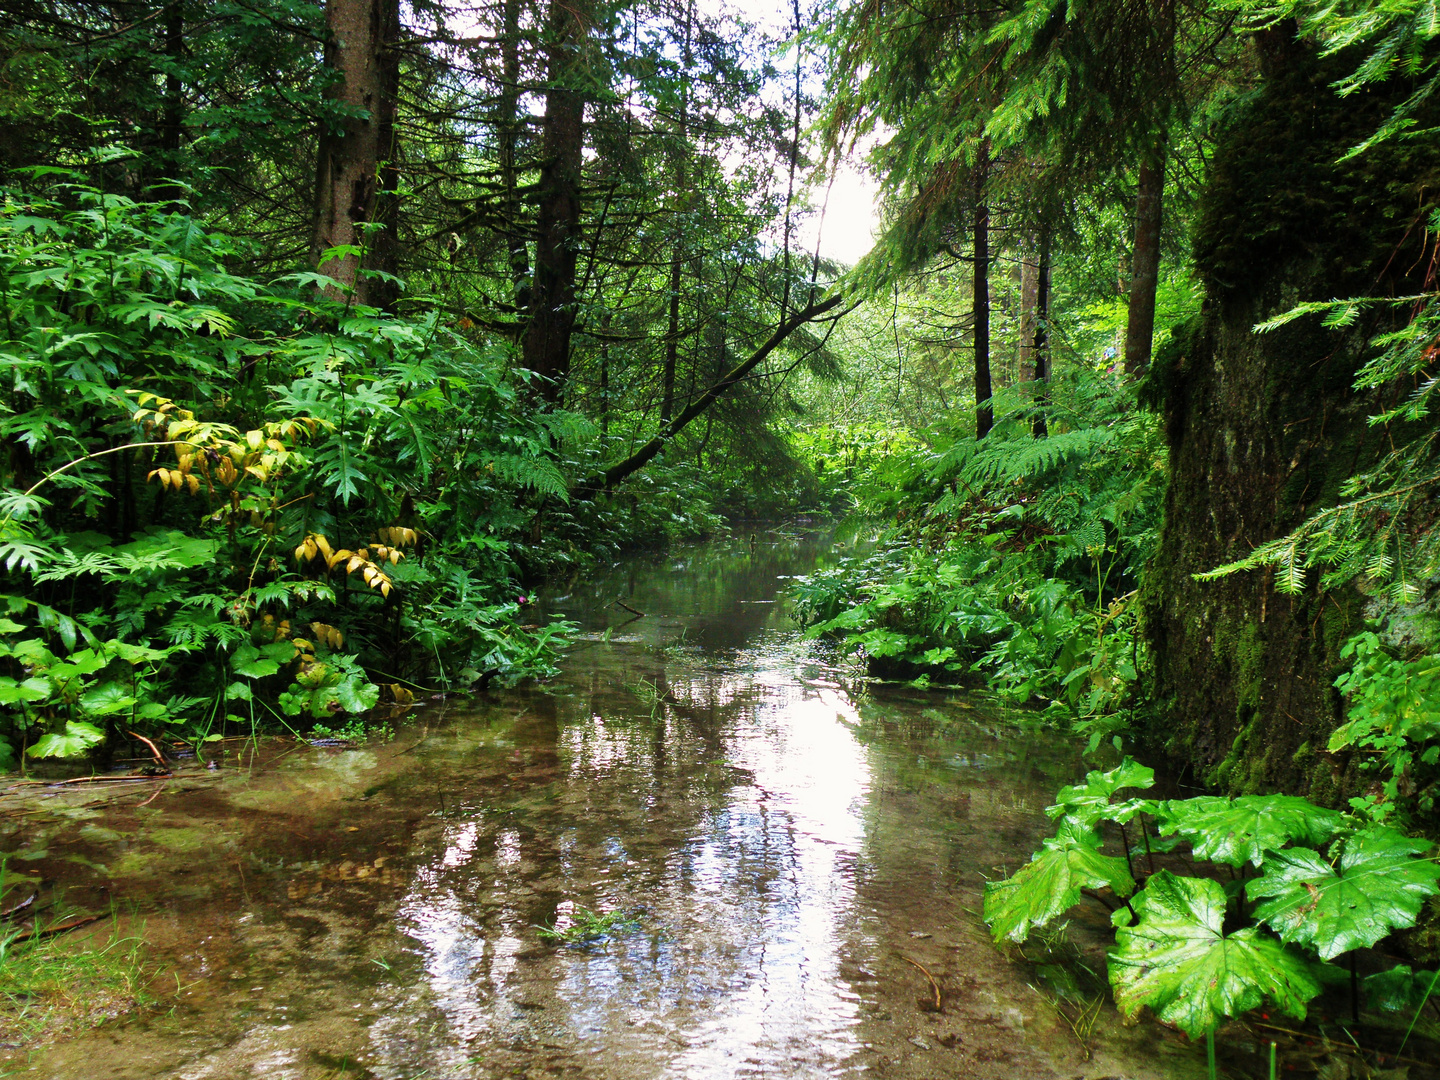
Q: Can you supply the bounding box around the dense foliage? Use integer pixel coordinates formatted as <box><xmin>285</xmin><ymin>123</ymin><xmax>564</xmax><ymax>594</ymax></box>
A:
<box><xmin>4</xmin><ymin>0</ymin><xmax>1440</xmax><ymax>1061</ymax></box>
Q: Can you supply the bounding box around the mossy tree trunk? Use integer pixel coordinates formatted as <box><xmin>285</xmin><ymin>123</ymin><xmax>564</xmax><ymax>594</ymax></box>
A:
<box><xmin>1142</xmin><ymin>32</ymin><xmax>1439</xmax><ymax>799</ymax></box>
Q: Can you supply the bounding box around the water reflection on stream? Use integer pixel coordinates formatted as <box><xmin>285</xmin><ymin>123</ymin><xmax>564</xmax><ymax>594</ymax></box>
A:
<box><xmin>3</xmin><ymin>533</ymin><xmax>1198</xmax><ymax>1079</ymax></box>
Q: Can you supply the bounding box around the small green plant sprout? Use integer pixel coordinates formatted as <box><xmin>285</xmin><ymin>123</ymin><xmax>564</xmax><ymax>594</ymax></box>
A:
<box><xmin>535</xmin><ymin>906</ymin><xmax>640</xmax><ymax>948</ymax></box>
<box><xmin>1109</xmin><ymin>871</ymin><xmax>1323</xmax><ymax>1040</ymax></box>
<box><xmin>1047</xmin><ymin>757</ymin><xmax>1155</xmax><ymax>830</ymax></box>
<box><xmin>1246</xmin><ymin>827</ymin><xmax>1440</xmax><ymax>960</ymax></box>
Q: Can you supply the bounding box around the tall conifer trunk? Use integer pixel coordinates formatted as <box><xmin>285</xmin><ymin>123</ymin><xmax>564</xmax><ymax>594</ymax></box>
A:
<box><xmin>1034</xmin><ymin>231</ymin><xmax>1050</xmax><ymax>438</ymax></box>
<box><xmin>498</xmin><ymin>0</ymin><xmax>530</xmax><ymax>314</ymax></box>
<box><xmin>972</xmin><ymin>153</ymin><xmax>992</xmax><ymax>440</ymax></box>
<box><xmin>660</xmin><ymin>2</ymin><xmax>692</xmax><ymax>425</ymax></box>
<box><xmin>522</xmin><ymin>0</ymin><xmax>587</xmax><ymax>404</ymax></box>
<box><xmin>154</xmin><ymin>1</ymin><xmax>185</xmax><ymax>209</ymax></box>
<box><xmin>1019</xmin><ymin>235</ymin><xmax>1039</xmax><ymax>384</ymax></box>
<box><xmin>311</xmin><ymin>0</ymin><xmax>400</xmax><ymax>306</ymax></box>
<box><xmin>1123</xmin><ymin>151</ymin><xmax>1165</xmax><ymax>376</ymax></box>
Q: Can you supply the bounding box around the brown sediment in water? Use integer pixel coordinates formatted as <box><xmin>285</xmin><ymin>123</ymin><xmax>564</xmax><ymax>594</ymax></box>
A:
<box><xmin>1</xmin><ymin>534</ymin><xmax>1202</xmax><ymax>1079</ymax></box>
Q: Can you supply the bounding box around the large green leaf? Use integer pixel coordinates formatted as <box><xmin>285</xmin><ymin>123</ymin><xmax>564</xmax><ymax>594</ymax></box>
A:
<box><xmin>1248</xmin><ymin>827</ymin><xmax>1440</xmax><ymax>959</ymax></box>
<box><xmin>0</xmin><ymin>675</ymin><xmax>51</xmax><ymax>706</ymax></box>
<box><xmin>984</xmin><ymin>821</ymin><xmax>1135</xmax><ymax>943</ymax></box>
<box><xmin>26</xmin><ymin>720</ymin><xmax>105</xmax><ymax>759</ymax></box>
<box><xmin>1047</xmin><ymin>757</ymin><xmax>1155</xmax><ymax>829</ymax></box>
<box><xmin>1110</xmin><ymin>871</ymin><xmax>1322</xmax><ymax>1039</ymax></box>
<box><xmin>79</xmin><ymin>680</ymin><xmax>138</xmax><ymax>717</ymax></box>
<box><xmin>1158</xmin><ymin>794</ymin><xmax>1346</xmax><ymax>868</ymax></box>
<box><xmin>231</xmin><ymin>643</ymin><xmax>281</xmax><ymax>679</ymax></box>
<box><xmin>1364</xmin><ymin>965</ymin><xmax>1440</xmax><ymax>1013</ymax></box>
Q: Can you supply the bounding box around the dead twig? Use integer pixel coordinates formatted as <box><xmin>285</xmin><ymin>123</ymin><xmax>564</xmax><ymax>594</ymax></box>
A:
<box><xmin>8</xmin><ymin>913</ymin><xmax>101</xmax><ymax>944</ymax></box>
<box><xmin>128</xmin><ymin>730</ymin><xmax>167</xmax><ymax>768</ymax></box>
<box><xmin>897</xmin><ymin>952</ymin><xmax>943</xmax><ymax>1011</ymax></box>
<box><xmin>0</xmin><ymin>892</ymin><xmax>36</xmax><ymax>921</ymax></box>
<box><xmin>46</xmin><ymin>774</ymin><xmax>170</xmax><ymax>786</ymax></box>
<box><xmin>608</xmin><ymin>599</ymin><xmax>646</xmax><ymax>618</ymax></box>
<box><xmin>136</xmin><ymin>780</ymin><xmax>167</xmax><ymax>807</ymax></box>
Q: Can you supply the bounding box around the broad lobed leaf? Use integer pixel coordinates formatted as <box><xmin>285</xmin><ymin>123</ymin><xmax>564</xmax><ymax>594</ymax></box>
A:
<box><xmin>1248</xmin><ymin>827</ymin><xmax>1440</xmax><ymax>959</ymax></box>
<box><xmin>1110</xmin><ymin>871</ymin><xmax>1322</xmax><ymax>1039</ymax></box>
<box><xmin>1157</xmin><ymin>794</ymin><xmax>1346</xmax><ymax>868</ymax></box>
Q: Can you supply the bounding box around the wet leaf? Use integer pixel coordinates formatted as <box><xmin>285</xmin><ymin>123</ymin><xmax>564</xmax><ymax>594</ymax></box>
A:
<box><xmin>1110</xmin><ymin>870</ymin><xmax>1321</xmax><ymax>1039</ymax></box>
<box><xmin>1248</xmin><ymin>828</ymin><xmax>1440</xmax><ymax>959</ymax></box>
<box><xmin>1364</xmin><ymin>964</ymin><xmax>1440</xmax><ymax>1012</ymax></box>
<box><xmin>79</xmin><ymin>681</ymin><xmax>137</xmax><ymax>717</ymax></box>
<box><xmin>27</xmin><ymin>720</ymin><xmax>105</xmax><ymax>759</ymax></box>
<box><xmin>984</xmin><ymin>821</ymin><xmax>1135</xmax><ymax>943</ymax></box>
<box><xmin>1047</xmin><ymin>757</ymin><xmax>1155</xmax><ymax>829</ymax></box>
<box><xmin>0</xmin><ymin>675</ymin><xmax>51</xmax><ymax>705</ymax></box>
<box><xmin>1158</xmin><ymin>794</ymin><xmax>1346</xmax><ymax>868</ymax></box>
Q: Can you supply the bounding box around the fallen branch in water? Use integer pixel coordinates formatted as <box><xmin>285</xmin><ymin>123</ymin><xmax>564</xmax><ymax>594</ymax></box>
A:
<box><xmin>8</xmin><ymin>913</ymin><xmax>101</xmax><ymax>945</ymax></box>
<box><xmin>0</xmin><ymin>891</ymin><xmax>36</xmax><ymax>921</ymax></box>
<box><xmin>128</xmin><ymin>730</ymin><xmax>168</xmax><ymax>768</ymax></box>
<box><xmin>45</xmin><ymin>774</ymin><xmax>171</xmax><ymax>786</ymax></box>
<box><xmin>897</xmin><ymin>953</ymin><xmax>943</xmax><ymax>1011</ymax></box>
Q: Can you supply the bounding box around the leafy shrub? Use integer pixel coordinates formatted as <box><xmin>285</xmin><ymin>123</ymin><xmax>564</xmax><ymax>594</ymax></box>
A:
<box><xmin>0</xmin><ymin>181</ymin><xmax>579</xmax><ymax>764</ymax></box>
<box><xmin>984</xmin><ymin>760</ymin><xmax>1440</xmax><ymax>1044</ymax></box>
<box><xmin>793</xmin><ymin>373</ymin><xmax>1162</xmax><ymax>743</ymax></box>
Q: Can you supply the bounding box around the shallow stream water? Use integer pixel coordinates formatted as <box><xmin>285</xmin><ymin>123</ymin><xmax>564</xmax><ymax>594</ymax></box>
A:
<box><xmin>1</xmin><ymin>532</ymin><xmax>1201</xmax><ymax>1079</ymax></box>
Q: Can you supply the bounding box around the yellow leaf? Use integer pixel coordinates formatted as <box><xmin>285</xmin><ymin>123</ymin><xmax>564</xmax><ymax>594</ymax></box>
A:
<box><xmin>246</xmin><ymin>429</ymin><xmax>264</xmax><ymax>451</ymax></box>
<box><xmin>314</xmin><ymin>535</ymin><xmax>333</xmax><ymax>562</ymax></box>
<box><xmin>186</xmin><ymin>474</ymin><xmax>200</xmax><ymax>496</ymax></box>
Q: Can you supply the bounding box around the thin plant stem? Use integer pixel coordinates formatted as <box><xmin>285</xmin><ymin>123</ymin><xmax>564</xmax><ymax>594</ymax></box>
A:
<box><xmin>1399</xmin><ymin>966</ymin><xmax>1439</xmax><ymax>1053</ymax></box>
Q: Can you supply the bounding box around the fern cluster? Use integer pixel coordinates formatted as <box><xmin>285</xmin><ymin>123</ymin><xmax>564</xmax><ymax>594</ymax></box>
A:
<box><xmin>793</xmin><ymin>370</ymin><xmax>1166</xmax><ymax>741</ymax></box>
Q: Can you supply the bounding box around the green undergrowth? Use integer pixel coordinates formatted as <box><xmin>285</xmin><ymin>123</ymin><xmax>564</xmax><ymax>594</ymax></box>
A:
<box><xmin>0</xmin><ymin>922</ymin><xmax>155</xmax><ymax>1048</ymax></box>
<box><xmin>0</xmin><ymin>180</ymin><xmax>799</xmax><ymax>772</ymax></box>
<box><xmin>793</xmin><ymin>372</ymin><xmax>1165</xmax><ymax>749</ymax></box>
<box><xmin>984</xmin><ymin>758</ymin><xmax>1440</xmax><ymax>1061</ymax></box>
<box><xmin>0</xmin><ymin>865</ymin><xmax>155</xmax><ymax>1048</ymax></box>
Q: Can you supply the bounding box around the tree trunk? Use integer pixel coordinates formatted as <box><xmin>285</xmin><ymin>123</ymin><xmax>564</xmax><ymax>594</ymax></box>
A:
<box><xmin>1123</xmin><ymin>151</ymin><xmax>1165</xmax><ymax>377</ymax></box>
<box><xmin>154</xmin><ymin>2</ymin><xmax>185</xmax><ymax>209</ymax></box>
<box><xmin>1143</xmin><ymin>39</ymin><xmax>1432</xmax><ymax>798</ymax></box>
<box><xmin>972</xmin><ymin>157</ymin><xmax>992</xmax><ymax>439</ymax></box>
<box><xmin>522</xmin><ymin>0</ymin><xmax>587</xmax><ymax>404</ymax></box>
<box><xmin>1018</xmin><ymin>236</ymin><xmax>1040</xmax><ymax>384</ymax></box>
<box><xmin>659</xmin><ymin>1</ymin><xmax>693</xmax><ymax>425</ymax></box>
<box><xmin>498</xmin><ymin>0</ymin><xmax>530</xmax><ymax>313</ymax></box>
<box><xmin>311</xmin><ymin>0</ymin><xmax>401</xmax><ymax>306</ymax></box>
<box><xmin>1033</xmin><ymin>231</ymin><xmax>1050</xmax><ymax>438</ymax></box>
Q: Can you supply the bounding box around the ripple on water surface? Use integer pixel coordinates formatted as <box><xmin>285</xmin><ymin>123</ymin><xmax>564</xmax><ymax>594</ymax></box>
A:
<box><xmin>2</xmin><ymin>534</ymin><xmax>1200</xmax><ymax>1080</ymax></box>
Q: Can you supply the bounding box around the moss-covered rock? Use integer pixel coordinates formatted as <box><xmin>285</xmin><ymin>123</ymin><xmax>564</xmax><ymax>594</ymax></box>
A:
<box><xmin>1141</xmin><ymin>33</ymin><xmax>1440</xmax><ymax>800</ymax></box>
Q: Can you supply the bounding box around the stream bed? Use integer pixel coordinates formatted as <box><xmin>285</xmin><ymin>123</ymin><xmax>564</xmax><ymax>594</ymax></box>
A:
<box><xmin>1</xmin><ymin>532</ymin><xmax>1201</xmax><ymax>1079</ymax></box>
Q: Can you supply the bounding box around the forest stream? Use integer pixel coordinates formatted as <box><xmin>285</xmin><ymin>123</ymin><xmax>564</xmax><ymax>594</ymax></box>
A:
<box><xmin>0</xmin><ymin>533</ymin><xmax>1203</xmax><ymax>1079</ymax></box>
